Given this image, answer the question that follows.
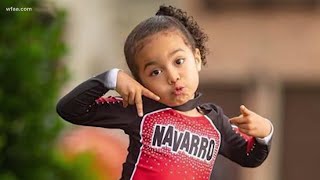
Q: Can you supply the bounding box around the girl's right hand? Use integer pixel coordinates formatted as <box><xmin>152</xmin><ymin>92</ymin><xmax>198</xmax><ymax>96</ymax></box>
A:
<box><xmin>115</xmin><ymin>71</ymin><xmax>160</xmax><ymax>117</ymax></box>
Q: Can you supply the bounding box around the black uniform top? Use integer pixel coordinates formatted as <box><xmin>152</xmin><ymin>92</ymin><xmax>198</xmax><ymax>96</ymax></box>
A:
<box><xmin>56</xmin><ymin>71</ymin><xmax>271</xmax><ymax>180</ymax></box>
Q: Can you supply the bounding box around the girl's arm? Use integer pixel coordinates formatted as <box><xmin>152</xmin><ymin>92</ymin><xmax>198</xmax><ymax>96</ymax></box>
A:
<box><xmin>56</xmin><ymin>69</ymin><xmax>136</xmax><ymax>131</ymax></box>
<box><xmin>57</xmin><ymin>69</ymin><xmax>160</xmax><ymax>131</ymax></box>
<box><xmin>57</xmin><ymin>68</ymin><xmax>134</xmax><ymax>129</ymax></box>
<box><xmin>215</xmin><ymin>105</ymin><xmax>272</xmax><ymax>167</ymax></box>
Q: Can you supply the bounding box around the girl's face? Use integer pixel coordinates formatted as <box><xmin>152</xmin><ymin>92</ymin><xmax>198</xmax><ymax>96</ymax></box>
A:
<box><xmin>136</xmin><ymin>30</ymin><xmax>202</xmax><ymax>107</ymax></box>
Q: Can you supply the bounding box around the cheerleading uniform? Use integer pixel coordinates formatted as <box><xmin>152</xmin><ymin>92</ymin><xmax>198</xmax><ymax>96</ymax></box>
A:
<box><xmin>56</xmin><ymin>70</ymin><xmax>272</xmax><ymax>180</ymax></box>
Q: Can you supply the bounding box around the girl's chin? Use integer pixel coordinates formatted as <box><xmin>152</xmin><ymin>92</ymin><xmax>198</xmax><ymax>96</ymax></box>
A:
<box><xmin>162</xmin><ymin>96</ymin><xmax>190</xmax><ymax>107</ymax></box>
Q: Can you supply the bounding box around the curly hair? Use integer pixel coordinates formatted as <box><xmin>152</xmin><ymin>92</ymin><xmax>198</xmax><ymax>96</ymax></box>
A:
<box><xmin>155</xmin><ymin>5</ymin><xmax>208</xmax><ymax>65</ymax></box>
<box><xmin>124</xmin><ymin>5</ymin><xmax>209</xmax><ymax>81</ymax></box>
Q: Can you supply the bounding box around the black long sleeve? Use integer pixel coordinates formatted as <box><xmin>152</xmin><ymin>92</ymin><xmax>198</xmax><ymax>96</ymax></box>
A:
<box><xmin>56</xmin><ymin>71</ymin><xmax>137</xmax><ymax>131</ymax></box>
<box><xmin>210</xmin><ymin>104</ymin><xmax>271</xmax><ymax>167</ymax></box>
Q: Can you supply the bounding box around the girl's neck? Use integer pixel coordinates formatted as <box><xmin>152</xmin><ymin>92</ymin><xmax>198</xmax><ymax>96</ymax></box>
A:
<box><xmin>176</xmin><ymin>107</ymin><xmax>203</xmax><ymax>117</ymax></box>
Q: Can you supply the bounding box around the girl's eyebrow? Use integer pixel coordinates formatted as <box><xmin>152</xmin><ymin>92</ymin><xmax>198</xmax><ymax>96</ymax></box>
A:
<box><xmin>168</xmin><ymin>48</ymin><xmax>184</xmax><ymax>57</ymax></box>
<box><xmin>144</xmin><ymin>60</ymin><xmax>157</xmax><ymax>71</ymax></box>
<box><xmin>143</xmin><ymin>48</ymin><xmax>185</xmax><ymax>70</ymax></box>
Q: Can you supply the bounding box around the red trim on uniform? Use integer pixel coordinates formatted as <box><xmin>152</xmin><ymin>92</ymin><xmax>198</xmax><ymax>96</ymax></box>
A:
<box><xmin>95</xmin><ymin>96</ymin><xmax>123</xmax><ymax>104</ymax></box>
<box><xmin>232</xmin><ymin>127</ymin><xmax>255</xmax><ymax>153</ymax></box>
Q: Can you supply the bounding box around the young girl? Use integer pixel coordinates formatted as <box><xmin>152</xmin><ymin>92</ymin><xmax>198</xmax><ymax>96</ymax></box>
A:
<box><xmin>57</xmin><ymin>5</ymin><xmax>273</xmax><ymax>180</ymax></box>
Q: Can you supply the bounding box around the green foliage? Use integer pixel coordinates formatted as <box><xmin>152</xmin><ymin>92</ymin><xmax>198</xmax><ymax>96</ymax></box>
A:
<box><xmin>0</xmin><ymin>0</ymin><xmax>99</xmax><ymax>179</ymax></box>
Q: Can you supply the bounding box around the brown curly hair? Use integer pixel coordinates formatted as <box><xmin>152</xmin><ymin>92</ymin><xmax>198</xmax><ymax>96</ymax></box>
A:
<box><xmin>124</xmin><ymin>5</ymin><xmax>209</xmax><ymax>81</ymax></box>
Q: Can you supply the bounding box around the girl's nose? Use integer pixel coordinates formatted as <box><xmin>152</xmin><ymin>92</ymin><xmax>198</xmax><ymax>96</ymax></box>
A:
<box><xmin>167</xmin><ymin>69</ymin><xmax>180</xmax><ymax>85</ymax></box>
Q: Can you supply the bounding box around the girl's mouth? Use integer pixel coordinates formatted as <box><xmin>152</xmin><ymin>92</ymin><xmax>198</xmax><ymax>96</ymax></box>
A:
<box><xmin>173</xmin><ymin>87</ymin><xmax>184</xmax><ymax>96</ymax></box>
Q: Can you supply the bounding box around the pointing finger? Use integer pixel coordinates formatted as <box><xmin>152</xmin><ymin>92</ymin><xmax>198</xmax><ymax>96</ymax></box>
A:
<box><xmin>135</xmin><ymin>92</ymin><xmax>144</xmax><ymax>117</ymax></box>
<box><xmin>142</xmin><ymin>88</ymin><xmax>160</xmax><ymax>101</ymax></box>
<box><xmin>229</xmin><ymin>116</ymin><xmax>247</xmax><ymax>125</ymax></box>
<box><xmin>229</xmin><ymin>116</ymin><xmax>241</xmax><ymax>125</ymax></box>
<box><xmin>237</xmin><ymin>123</ymin><xmax>253</xmax><ymax>131</ymax></box>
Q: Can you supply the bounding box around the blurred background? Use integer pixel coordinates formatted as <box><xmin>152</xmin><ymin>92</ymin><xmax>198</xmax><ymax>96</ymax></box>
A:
<box><xmin>1</xmin><ymin>0</ymin><xmax>319</xmax><ymax>180</ymax></box>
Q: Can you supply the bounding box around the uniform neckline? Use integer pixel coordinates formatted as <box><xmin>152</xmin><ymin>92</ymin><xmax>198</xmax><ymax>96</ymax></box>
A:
<box><xmin>171</xmin><ymin>92</ymin><xmax>202</xmax><ymax>112</ymax></box>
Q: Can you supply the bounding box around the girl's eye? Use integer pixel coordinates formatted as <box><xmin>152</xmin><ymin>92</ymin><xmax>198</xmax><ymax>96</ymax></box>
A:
<box><xmin>176</xmin><ymin>58</ymin><xmax>184</xmax><ymax>65</ymax></box>
<box><xmin>151</xmin><ymin>69</ymin><xmax>162</xmax><ymax>76</ymax></box>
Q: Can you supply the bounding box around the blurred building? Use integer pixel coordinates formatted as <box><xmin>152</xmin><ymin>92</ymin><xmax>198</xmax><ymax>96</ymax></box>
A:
<box><xmin>54</xmin><ymin>0</ymin><xmax>320</xmax><ymax>180</ymax></box>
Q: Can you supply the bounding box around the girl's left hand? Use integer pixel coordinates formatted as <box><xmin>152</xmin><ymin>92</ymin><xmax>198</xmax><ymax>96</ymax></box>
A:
<box><xmin>229</xmin><ymin>105</ymin><xmax>272</xmax><ymax>138</ymax></box>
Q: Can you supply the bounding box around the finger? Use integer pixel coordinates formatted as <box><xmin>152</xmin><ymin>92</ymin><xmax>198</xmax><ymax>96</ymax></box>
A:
<box><xmin>240</xmin><ymin>105</ymin><xmax>251</xmax><ymax>116</ymax></box>
<box><xmin>135</xmin><ymin>92</ymin><xmax>143</xmax><ymax>117</ymax></box>
<box><xmin>142</xmin><ymin>88</ymin><xmax>160</xmax><ymax>101</ymax></box>
<box><xmin>122</xmin><ymin>95</ymin><xmax>129</xmax><ymax>107</ymax></box>
<box><xmin>229</xmin><ymin>116</ymin><xmax>247</xmax><ymax>125</ymax></box>
<box><xmin>238</xmin><ymin>128</ymin><xmax>250</xmax><ymax>136</ymax></box>
<box><xmin>122</xmin><ymin>100</ymin><xmax>128</xmax><ymax>108</ymax></box>
<box><xmin>229</xmin><ymin>116</ymin><xmax>240</xmax><ymax>125</ymax></box>
<box><xmin>128</xmin><ymin>92</ymin><xmax>135</xmax><ymax>105</ymax></box>
<box><xmin>237</xmin><ymin>123</ymin><xmax>254</xmax><ymax>131</ymax></box>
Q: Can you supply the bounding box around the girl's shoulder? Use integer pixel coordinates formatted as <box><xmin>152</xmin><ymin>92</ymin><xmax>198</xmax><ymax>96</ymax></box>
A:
<box><xmin>199</xmin><ymin>102</ymin><xmax>225</xmax><ymax>118</ymax></box>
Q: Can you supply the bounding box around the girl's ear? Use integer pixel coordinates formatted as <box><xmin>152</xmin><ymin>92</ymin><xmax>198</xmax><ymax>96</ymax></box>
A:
<box><xmin>194</xmin><ymin>48</ymin><xmax>202</xmax><ymax>71</ymax></box>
